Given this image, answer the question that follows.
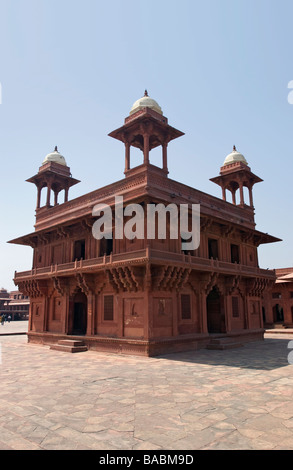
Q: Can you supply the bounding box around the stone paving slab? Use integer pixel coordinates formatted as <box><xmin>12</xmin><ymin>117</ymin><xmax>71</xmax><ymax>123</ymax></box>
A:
<box><xmin>1</xmin><ymin>331</ymin><xmax>293</xmax><ymax>450</ymax></box>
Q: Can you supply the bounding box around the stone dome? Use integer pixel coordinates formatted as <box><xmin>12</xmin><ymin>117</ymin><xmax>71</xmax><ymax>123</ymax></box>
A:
<box><xmin>42</xmin><ymin>147</ymin><xmax>67</xmax><ymax>166</ymax></box>
<box><xmin>223</xmin><ymin>146</ymin><xmax>248</xmax><ymax>166</ymax></box>
<box><xmin>129</xmin><ymin>90</ymin><xmax>163</xmax><ymax>116</ymax></box>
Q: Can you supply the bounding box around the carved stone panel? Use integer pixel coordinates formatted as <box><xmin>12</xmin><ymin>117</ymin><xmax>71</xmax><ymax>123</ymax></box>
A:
<box><xmin>123</xmin><ymin>297</ymin><xmax>144</xmax><ymax>338</ymax></box>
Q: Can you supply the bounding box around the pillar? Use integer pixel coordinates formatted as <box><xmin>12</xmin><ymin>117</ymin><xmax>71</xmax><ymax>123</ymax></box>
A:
<box><xmin>143</xmin><ymin>134</ymin><xmax>150</xmax><ymax>164</ymax></box>
<box><xmin>86</xmin><ymin>292</ymin><xmax>95</xmax><ymax>336</ymax></box>
<box><xmin>37</xmin><ymin>186</ymin><xmax>42</xmax><ymax>209</ymax></box>
<box><xmin>224</xmin><ymin>295</ymin><xmax>231</xmax><ymax>332</ymax></box>
<box><xmin>231</xmin><ymin>189</ymin><xmax>236</xmax><ymax>205</ymax></box>
<box><xmin>62</xmin><ymin>295</ymin><xmax>69</xmax><ymax>334</ymax></box>
<box><xmin>222</xmin><ymin>186</ymin><xmax>226</xmax><ymax>202</ymax></box>
<box><xmin>199</xmin><ymin>290</ymin><xmax>208</xmax><ymax>333</ymax></box>
<box><xmin>248</xmin><ymin>187</ymin><xmax>254</xmax><ymax>208</ymax></box>
<box><xmin>125</xmin><ymin>142</ymin><xmax>130</xmax><ymax>171</ymax></box>
<box><xmin>162</xmin><ymin>142</ymin><xmax>168</xmax><ymax>171</ymax></box>
<box><xmin>46</xmin><ymin>184</ymin><xmax>51</xmax><ymax>207</ymax></box>
<box><xmin>64</xmin><ymin>187</ymin><xmax>69</xmax><ymax>203</ymax></box>
<box><xmin>239</xmin><ymin>183</ymin><xmax>244</xmax><ymax>205</ymax></box>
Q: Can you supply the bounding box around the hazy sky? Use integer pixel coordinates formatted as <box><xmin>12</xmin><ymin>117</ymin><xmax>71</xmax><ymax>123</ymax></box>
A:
<box><xmin>0</xmin><ymin>0</ymin><xmax>292</xmax><ymax>290</ymax></box>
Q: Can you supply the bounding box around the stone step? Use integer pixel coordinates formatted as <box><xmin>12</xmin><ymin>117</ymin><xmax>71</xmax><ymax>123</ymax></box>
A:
<box><xmin>50</xmin><ymin>339</ymin><xmax>88</xmax><ymax>353</ymax></box>
<box><xmin>57</xmin><ymin>339</ymin><xmax>86</xmax><ymax>347</ymax></box>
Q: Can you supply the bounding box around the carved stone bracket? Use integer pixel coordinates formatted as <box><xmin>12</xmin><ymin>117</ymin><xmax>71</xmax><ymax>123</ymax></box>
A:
<box><xmin>80</xmin><ymin>218</ymin><xmax>93</xmax><ymax>233</ymax></box>
<box><xmin>16</xmin><ymin>279</ymin><xmax>48</xmax><ymax>298</ymax></box>
<box><xmin>106</xmin><ymin>266</ymin><xmax>141</xmax><ymax>293</ymax></box>
<box><xmin>152</xmin><ymin>265</ymin><xmax>191</xmax><ymax>292</ymax></box>
<box><xmin>241</xmin><ymin>231</ymin><xmax>254</xmax><ymax>244</ymax></box>
<box><xmin>38</xmin><ymin>233</ymin><xmax>51</xmax><ymax>245</ymax></box>
<box><xmin>221</xmin><ymin>224</ymin><xmax>235</xmax><ymax>238</ymax></box>
<box><xmin>76</xmin><ymin>273</ymin><xmax>94</xmax><ymax>295</ymax></box>
<box><xmin>52</xmin><ymin>276</ymin><xmax>68</xmax><ymax>296</ymax></box>
<box><xmin>226</xmin><ymin>275</ymin><xmax>243</xmax><ymax>297</ymax></box>
<box><xmin>200</xmin><ymin>217</ymin><xmax>212</xmax><ymax>232</ymax></box>
<box><xmin>246</xmin><ymin>277</ymin><xmax>272</xmax><ymax>297</ymax></box>
<box><xmin>203</xmin><ymin>272</ymin><xmax>219</xmax><ymax>295</ymax></box>
<box><xmin>56</xmin><ymin>226</ymin><xmax>70</xmax><ymax>240</ymax></box>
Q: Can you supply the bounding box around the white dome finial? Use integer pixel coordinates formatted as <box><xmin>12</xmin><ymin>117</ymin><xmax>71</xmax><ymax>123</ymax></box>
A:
<box><xmin>129</xmin><ymin>91</ymin><xmax>163</xmax><ymax>116</ymax></box>
<box><xmin>223</xmin><ymin>146</ymin><xmax>248</xmax><ymax>166</ymax></box>
<box><xmin>42</xmin><ymin>146</ymin><xmax>67</xmax><ymax>166</ymax></box>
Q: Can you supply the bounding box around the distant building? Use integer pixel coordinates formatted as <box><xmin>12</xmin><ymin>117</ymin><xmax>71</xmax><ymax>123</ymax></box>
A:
<box><xmin>263</xmin><ymin>268</ymin><xmax>293</xmax><ymax>328</ymax></box>
<box><xmin>0</xmin><ymin>289</ymin><xmax>29</xmax><ymax>321</ymax></box>
<box><xmin>10</xmin><ymin>92</ymin><xmax>280</xmax><ymax>355</ymax></box>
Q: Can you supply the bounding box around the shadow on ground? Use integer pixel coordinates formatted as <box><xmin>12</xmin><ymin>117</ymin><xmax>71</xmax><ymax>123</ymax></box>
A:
<box><xmin>156</xmin><ymin>337</ymin><xmax>291</xmax><ymax>371</ymax></box>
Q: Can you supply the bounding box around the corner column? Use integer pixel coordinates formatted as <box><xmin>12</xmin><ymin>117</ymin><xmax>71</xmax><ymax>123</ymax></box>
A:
<box><xmin>46</xmin><ymin>184</ymin><xmax>51</xmax><ymax>207</ymax></box>
<box><xmin>125</xmin><ymin>142</ymin><xmax>130</xmax><ymax>171</ymax></box>
<box><xmin>143</xmin><ymin>134</ymin><xmax>150</xmax><ymax>164</ymax></box>
<box><xmin>162</xmin><ymin>142</ymin><xmax>168</xmax><ymax>172</ymax></box>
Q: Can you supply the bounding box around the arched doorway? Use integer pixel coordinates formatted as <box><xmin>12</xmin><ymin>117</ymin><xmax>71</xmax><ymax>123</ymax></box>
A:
<box><xmin>72</xmin><ymin>291</ymin><xmax>87</xmax><ymax>335</ymax></box>
<box><xmin>273</xmin><ymin>303</ymin><xmax>284</xmax><ymax>324</ymax></box>
<box><xmin>207</xmin><ymin>287</ymin><xmax>226</xmax><ymax>333</ymax></box>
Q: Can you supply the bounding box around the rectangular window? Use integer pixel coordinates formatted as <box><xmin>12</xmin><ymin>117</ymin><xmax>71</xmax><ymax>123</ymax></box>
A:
<box><xmin>181</xmin><ymin>294</ymin><xmax>191</xmax><ymax>320</ymax></box>
<box><xmin>73</xmin><ymin>239</ymin><xmax>85</xmax><ymax>261</ymax></box>
<box><xmin>208</xmin><ymin>238</ymin><xmax>218</xmax><ymax>259</ymax></box>
<box><xmin>232</xmin><ymin>296</ymin><xmax>239</xmax><ymax>318</ymax></box>
<box><xmin>231</xmin><ymin>244</ymin><xmax>240</xmax><ymax>264</ymax></box>
<box><xmin>104</xmin><ymin>295</ymin><xmax>114</xmax><ymax>321</ymax></box>
<box><xmin>272</xmin><ymin>292</ymin><xmax>281</xmax><ymax>299</ymax></box>
<box><xmin>100</xmin><ymin>238</ymin><xmax>113</xmax><ymax>256</ymax></box>
<box><xmin>290</xmin><ymin>292</ymin><xmax>293</xmax><ymax>299</ymax></box>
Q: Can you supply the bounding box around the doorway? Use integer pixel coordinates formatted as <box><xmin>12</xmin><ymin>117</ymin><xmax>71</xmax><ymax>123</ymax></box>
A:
<box><xmin>207</xmin><ymin>287</ymin><xmax>225</xmax><ymax>333</ymax></box>
<box><xmin>273</xmin><ymin>303</ymin><xmax>284</xmax><ymax>323</ymax></box>
<box><xmin>72</xmin><ymin>292</ymin><xmax>87</xmax><ymax>335</ymax></box>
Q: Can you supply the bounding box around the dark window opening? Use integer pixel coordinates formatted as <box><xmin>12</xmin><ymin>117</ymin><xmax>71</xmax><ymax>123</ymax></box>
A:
<box><xmin>208</xmin><ymin>238</ymin><xmax>218</xmax><ymax>259</ymax></box>
<box><xmin>73</xmin><ymin>239</ymin><xmax>85</xmax><ymax>261</ymax></box>
<box><xmin>181</xmin><ymin>294</ymin><xmax>191</xmax><ymax>320</ymax></box>
<box><xmin>100</xmin><ymin>238</ymin><xmax>113</xmax><ymax>256</ymax></box>
<box><xmin>232</xmin><ymin>296</ymin><xmax>239</xmax><ymax>317</ymax></box>
<box><xmin>104</xmin><ymin>295</ymin><xmax>114</xmax><ymax>321</ymax></box>
<box><xmin>231</xmin><ymin>244</ymin><xmax>240</xmax><ymax>264</ymax></box>
<box><xmin>272</xmin><ymin>292</ymin><xmax>281</xmax><ymax>299</ymax></box>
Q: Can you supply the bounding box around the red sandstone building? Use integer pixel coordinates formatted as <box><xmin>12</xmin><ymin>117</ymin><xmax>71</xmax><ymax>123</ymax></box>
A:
<box><xmin>9</xmin><ymin>92</ymin><xmax>280</xmax><ymax>355</ymax></box>
<box><xmin>263</xmin><ymin>268</ymin><xmax>293</xmax><ymax>328</ymax></box>
<box><xmin>0</xmin><ymin>289</ymin><xmax>29</xmax><ymax>321</ymax></box>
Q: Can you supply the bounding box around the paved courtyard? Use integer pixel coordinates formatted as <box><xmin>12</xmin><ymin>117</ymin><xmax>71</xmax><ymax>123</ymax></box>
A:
<box><xmin>1</xmin><ymin>322</ymin><xmax>293</xmax><ymax>450</ymax></box>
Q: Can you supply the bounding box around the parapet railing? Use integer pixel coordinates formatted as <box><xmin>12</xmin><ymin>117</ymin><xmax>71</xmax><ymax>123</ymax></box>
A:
<box><xmin>14</xmin><ymin>248</ymin><xmax>275</xmax><ymax>281</ymax></box>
